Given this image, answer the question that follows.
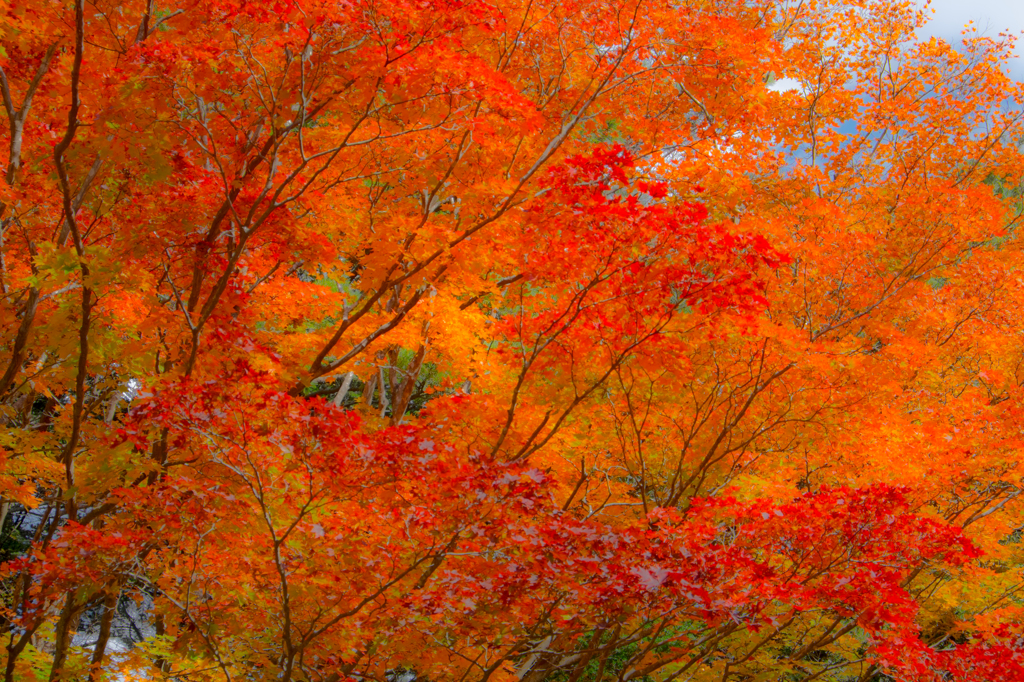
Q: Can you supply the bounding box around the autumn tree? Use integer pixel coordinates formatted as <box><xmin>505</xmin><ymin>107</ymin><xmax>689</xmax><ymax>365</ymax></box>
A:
<box><xmin>2</xmin><ymin>0</ymin><xmax>1024</xmax><ymax>680</ymax></box>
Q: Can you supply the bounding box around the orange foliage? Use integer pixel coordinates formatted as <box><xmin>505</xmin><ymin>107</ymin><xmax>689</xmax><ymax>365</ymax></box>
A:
<box><xmin>2</xmin><ymin>0</ymin><xmax>1024</xmax><ymax>680</ymax></box>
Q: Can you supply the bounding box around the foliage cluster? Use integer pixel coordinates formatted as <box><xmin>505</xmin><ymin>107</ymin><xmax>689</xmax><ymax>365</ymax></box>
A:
<box><xmin>3</xmin><ymin>0</ymin><xmax>1024</xmax><ymax>680</ymax></box>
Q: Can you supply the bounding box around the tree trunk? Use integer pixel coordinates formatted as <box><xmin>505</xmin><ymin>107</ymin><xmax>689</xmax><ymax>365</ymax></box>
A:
<box><xmin>88</xmin><ymin>588</ymin><xmax>119</xmax><ymax>682</ymax></box>
<box><xmin>332</xmin><ymin>372</ymin><xmax>354</xmax><ymax>408</ymax></box>
<box><xmin>48</xmin><ymin>589</ymin><xmax>83</xmax><ymax>682</ymax></box>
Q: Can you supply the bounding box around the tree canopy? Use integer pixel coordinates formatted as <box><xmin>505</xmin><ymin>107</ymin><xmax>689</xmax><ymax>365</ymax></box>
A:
<box><xmin>3</xmin><ymin>0</ymin><xmax>1024</xmax><ymax>680</ymax></box>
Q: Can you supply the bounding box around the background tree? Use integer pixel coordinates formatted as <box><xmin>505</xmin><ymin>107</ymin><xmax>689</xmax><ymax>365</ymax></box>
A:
<box><xmin>2</xmin><ymin>0</ymin><xmax>1024</xmax><ymax>680</ymax></box>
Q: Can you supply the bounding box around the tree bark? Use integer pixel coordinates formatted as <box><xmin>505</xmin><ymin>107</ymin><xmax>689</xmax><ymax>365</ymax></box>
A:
<box><xmin>88</xmin><ymin>588</ymin><xmax>119</xmax><ymax>682</ymax></box>
<box><xmin>48</xmin><ymin>589</ymin><xmax>83</xmax><ymax>682</ymax></box>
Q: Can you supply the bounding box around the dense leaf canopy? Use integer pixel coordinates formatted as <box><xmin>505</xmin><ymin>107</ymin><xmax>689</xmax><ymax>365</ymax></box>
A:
<box><xmin>3</xmin><ymin>0</ymin><xmax>1024</xmax><ymax>680</ymax></box>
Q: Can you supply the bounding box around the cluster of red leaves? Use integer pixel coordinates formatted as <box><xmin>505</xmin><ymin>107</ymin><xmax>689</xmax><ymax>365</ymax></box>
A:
<box><xmin>74</xmin><ymin>364</ymin><xmax>1001</xmax><ymax>680</ymax></box>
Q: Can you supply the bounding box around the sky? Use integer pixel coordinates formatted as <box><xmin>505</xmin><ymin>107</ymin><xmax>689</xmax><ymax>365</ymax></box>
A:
<box><xmin>767</xmin><ymin>0</ymin><xmax>1024</xmax><ymax>93</ymax></box>
<box><xmin>921</xmin><ymin>0</ymin><xmax>1024</xmax><ymax>78</ymax></box>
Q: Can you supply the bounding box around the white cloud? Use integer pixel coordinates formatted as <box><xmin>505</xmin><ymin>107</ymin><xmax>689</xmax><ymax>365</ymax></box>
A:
<box><xmin>767</xmin><ymin>77</ymin><xmax>804</xmax><ymax>94</ymax></box>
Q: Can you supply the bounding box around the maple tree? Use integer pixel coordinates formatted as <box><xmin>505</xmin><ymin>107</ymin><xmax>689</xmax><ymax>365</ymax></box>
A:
<box><xmin>3</xmin><ymin>0</ymin><xmax>1024</xmax><ymax>680</ymax></box>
